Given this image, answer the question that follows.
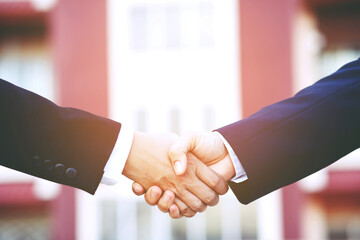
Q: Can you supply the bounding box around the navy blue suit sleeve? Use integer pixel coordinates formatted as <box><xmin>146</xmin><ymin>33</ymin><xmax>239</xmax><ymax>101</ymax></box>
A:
<box><xmin>0</xmin><ymin>79</ymin><xmax>121</xmax><ymax>194</ymax></box>
<box><xmin>217</xmin><ymin>59</ymin><xmax>360</xmax><ymax>204</ymax></box>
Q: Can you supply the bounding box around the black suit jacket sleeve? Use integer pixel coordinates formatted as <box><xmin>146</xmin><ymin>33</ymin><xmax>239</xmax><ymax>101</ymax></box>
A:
<box><xmin>216</xmin><ymin>59</ymin><xmax>360</xmax><ymax>204</ymax></box>
<box><xmin>0</xmin><ymin>79</ymin><xmax>121</xmax><ymax>194</ymax></box>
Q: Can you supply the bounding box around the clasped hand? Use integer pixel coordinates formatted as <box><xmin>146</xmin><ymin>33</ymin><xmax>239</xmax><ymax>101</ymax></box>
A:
<box><xmin>122</xmin><ymin>132</ymin><xmax>236</xmax><ymax>219</ymax></box>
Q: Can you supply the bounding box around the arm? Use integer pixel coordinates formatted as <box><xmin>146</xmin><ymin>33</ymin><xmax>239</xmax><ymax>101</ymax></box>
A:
<box><xmin>136</xmin><ymin>58</ymin><xmax>360</xmax><ymax>207</ymax></box>
<box><xmin>218</xmin><ymin>59</ymin><xmax>360</xmax><ymax>204</ymax></box>
<box><xmin>0</xmin><ymin>79</ymin><xmax>119</xmax><ymax>194</ymax></box>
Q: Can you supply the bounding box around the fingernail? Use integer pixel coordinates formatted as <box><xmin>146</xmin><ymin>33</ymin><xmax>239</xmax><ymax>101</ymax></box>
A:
<box><xmin>134</xmin><ymin>184</ymin><xmax>142</xmax><ymax>193</ymax></box>
<box><xmin>163</xmin><ymin>192</ymin><xmax>171</xmax><ymax>202</ymax></box>
<box><xmin>170</xmin><ymin>205</ymin><xmax>176</xmax><ymax>214</ymax></box>
<box><xmin>150</xmin><ymin>189</ymin><xmax>158</xmax><ymax>198</ymax></box>
<box><xmin>174</xmin><ymin>161</ymin><xmax>183</xmax><ymax>174</ymax></box>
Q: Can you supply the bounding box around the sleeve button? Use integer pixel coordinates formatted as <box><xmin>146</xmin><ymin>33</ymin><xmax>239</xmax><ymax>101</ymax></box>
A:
<box><xmin>65</xmin><ymin>168</ymin><xmax>77</xmax><ymax>179</ymax></box>
<box><xmin>54</xmin><ymin>164</ymin><xmax>65</xmax><ymax>175</ymax></box>
<box><xmin>43</xmin><ymin>160</ymin><xmax>53</xmax><ymax>171</ymax></box>
<box><xmin>32</xmin><ymin>156</ymin><xmax>42</xmax><ymax>167</ymax></box>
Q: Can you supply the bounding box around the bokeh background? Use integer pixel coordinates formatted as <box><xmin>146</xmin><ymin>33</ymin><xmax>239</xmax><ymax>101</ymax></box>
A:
<box><xmin>1</xmin><ymin>0</ymin><xmax>360</xmax><ymax>239</ymax></box>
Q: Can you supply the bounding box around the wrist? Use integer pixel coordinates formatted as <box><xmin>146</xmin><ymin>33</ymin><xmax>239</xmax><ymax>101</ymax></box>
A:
<box><xmin>209</xmin><ymin>156</ymin><xmax>236</xmax><ymax>182</ymax></box>
<box><xmin>122</xmin><ymin>132</ymin><xmax>179</xmax><ymax>189</ymax></box>
<box><xmin>122</xmin><ymin>131</ymin><xmax>143</xmax><ymax>181</ymax></box>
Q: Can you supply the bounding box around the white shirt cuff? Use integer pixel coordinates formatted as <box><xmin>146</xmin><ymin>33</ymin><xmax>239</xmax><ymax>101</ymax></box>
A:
<box><xmin>101</xmin><ymin>125</ymin><xmax>134</xmax><ymax>185</ymax></box>
<box><xmin>214</xmin><ymin>131</ymin><xmax>248</xmax><ymax>183</ymax></box>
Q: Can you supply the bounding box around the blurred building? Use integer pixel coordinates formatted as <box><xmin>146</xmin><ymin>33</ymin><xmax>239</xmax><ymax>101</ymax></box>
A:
<box><xmin>0</xmin><ymin>0</ymin><xmax>359</xmax><ymax>240</ymax></box>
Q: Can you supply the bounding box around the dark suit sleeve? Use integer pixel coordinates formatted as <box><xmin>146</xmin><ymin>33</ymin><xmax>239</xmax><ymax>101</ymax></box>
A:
<box><xmin>216</xmin><ymin>59</ymin><xmax>360</xmax><ymax>204</ymax></box>
<box><xmin>0</xmin><ymin>79</ymin><xmax>121</xmax><ymax>194</ymax></box>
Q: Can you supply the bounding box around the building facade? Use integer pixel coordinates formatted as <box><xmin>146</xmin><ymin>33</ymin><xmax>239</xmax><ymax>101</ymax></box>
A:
<box><xmin>0</xmin><ymin>0</ymin><xmax>360</xmax><ymax>239</ymax></box>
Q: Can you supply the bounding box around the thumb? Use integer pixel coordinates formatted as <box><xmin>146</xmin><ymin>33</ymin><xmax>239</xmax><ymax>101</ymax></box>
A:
<box><xmin>169</xmin><ymin>133</ymin><xmax>198</xmax><ymax>175</ymax></box>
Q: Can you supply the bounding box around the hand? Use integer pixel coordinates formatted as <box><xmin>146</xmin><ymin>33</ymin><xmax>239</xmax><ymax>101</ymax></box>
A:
<box><xmin>132</xmin><ymin>132</ymin><xmax>236</xmax><ymax>218</ymax></box>
<box><xmin>123</xmin><ymin>132</ymin><xmax>228</xmax><ymax>216</ymax></box>
<box><xmin>169</xmin><ymin>132</ymin><xmax>236</xmax><ymax>180</ymax></box>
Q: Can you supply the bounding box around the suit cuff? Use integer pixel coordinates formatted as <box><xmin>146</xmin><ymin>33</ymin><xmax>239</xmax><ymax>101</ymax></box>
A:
<box><xmin>214</xmin><ymin>131</ymin><xmax>248</xmax><ymax>183</ymax></box>
<box><xmin>101</xmin><ymin>125</ymin><xmax>134</xmax><ymax>185</ymax></box>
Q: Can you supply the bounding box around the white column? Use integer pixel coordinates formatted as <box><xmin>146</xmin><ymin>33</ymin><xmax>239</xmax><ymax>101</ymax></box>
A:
<box><xmin>303</xmin><ymin>199</ymin><xmax>327</xmax><ymax>240</ymax></box>
<box><xmin>117</xmin><ymin>199</ymin><xmax>137</xmax><ymax>240</ymax></box>
<box><xmin>76</xmin><ymin>190</ymin><xmax>99</xmax><ymax>240</ymax></box>
<box><xmin>257</xmin><ymin>190</ymin><xmax>283</xmax><ymax>240</ymax></box>
<box><xmin>186</xmin><ymin>213</ymin><xmax>207</xmax><ymax>240</ymax></box>
<box><xmin>221</xmin><ymin>195</ymin><xmax>242</xmax><ymax>240</ymax></box>
<box><xmin>151</xmin><ymin>208</ymin><xmax>172</xmax><ymax>240</ymax></box>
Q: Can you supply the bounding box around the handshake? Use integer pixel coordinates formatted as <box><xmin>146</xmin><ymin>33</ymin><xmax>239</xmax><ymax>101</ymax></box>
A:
<box><xmin>122</xmin><ymin>131</ymin><xmax>236</xmax><ymax>219</ymax></box>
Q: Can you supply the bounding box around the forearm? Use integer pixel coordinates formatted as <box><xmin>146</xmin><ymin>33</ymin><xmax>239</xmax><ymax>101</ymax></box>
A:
<box><xmin>217</xmin><ymin>59</ymin><xmax>360</xmax><ymax>204</ymax></box>
<box><xmin>0</xmin><ymin>79</ymin><xmax>120</xmax><ymax>194</ymax></box>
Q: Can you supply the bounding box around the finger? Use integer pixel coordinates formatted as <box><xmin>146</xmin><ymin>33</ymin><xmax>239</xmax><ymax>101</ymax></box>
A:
<box><xmin>174</xmin><ymin>198</ymin><xmax>196</xmax><ymax>218</ymax></box>
<box><xmin>196</xmin><ymin>159</ymin><xmax>229</xmax><ymax>195</ymax></box>
<box><xmin>177</xmin><ymin>189</ymin><xmax>207</xmax><ymax>213</ymax></box>
<box><xmin>157</xmin><ymin>190</ymin><xmax>175</xmax><ymax>213</ymax></box>
<box><xmin>183</xmin><ymin>154</ymin><xmax>220</xmax><ymax>206</ymax></box>
<box><xmin>132</xmin><ymin>182</ymin><xmax>146</xmax><ymax>196</ymax></box>
<box><xmin>186</xmin><ymin>180</ymin><xmax>219</xmax><ymax>207</ymax></box>
<box><xmin>169</xmin><ymin>203</ymin><xmax>182</xmax><ymax>219</ymax></box>
<box><xmin>144</xmin><ymin>186</ymin><xmax>163</xmax><ymax>206</ymax></box>
<box><xmin>169</xmin><ymin>133</ymin><xmax>199</xmax><ymax>175</ymax></box>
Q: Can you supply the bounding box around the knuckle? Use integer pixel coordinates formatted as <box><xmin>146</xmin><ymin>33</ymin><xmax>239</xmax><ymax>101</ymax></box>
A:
<box><xmin>145</xmin><ymin>196</ymin><xmax>156</xmax><ymax>206</ymax></box>
<box><xmin>187</xmin><ymin>157</ymin><xmax>196</xmax><ymax>168</ymax></box>
<box><xmin>158</xmin><ymin>206</ymin><xmax>169</xmax><ymax>213</ymax></box>
<box><xmin>184</xmin><ymin>211</ymin><xmax>196</xmax><ymax>218</ymax></box>
<box><xmin>200</xmin><ymin>205</ymin><xmax>207</xmax><ymax>213</ymax></box>
<box><xmin>222</xmin><ymin>184</ymin><xmax>229</xmax><ymax>194</ymax></box>
<box><xmin>192</xmin><ymin>201</ymin><xmax>205</xmax><ymax>212</ymax></box>
<box><xmin>183</xmin><ymin>180</ymin><xmax>195</xmax><ymax>190</ymax></box>
<box><xmin>218</xmin><ymin>183</ymin><xmax>229</xmax><ymax>195</ymax></box>
<box><xmin>180</xmin><ymin>206</ymin><xmax>190</xmax><ymax>215</ymax></box>
<box><xmin>158</xmin><ymin>203</ymin><xmax>169</xmax><ymax>213</ymax></box>
<box><xmin>158</xmin><ymin>199</ymin><xmax>169</xmax><ymax>208</ymax></box>
<box><xmin>205</xmin><ymin>193</ymin><xmax>217</xmax><ymax>205</ymax></box>
<box><xmin>174</xmin><ymin>187</ymin><xmax>185</xmax><ymax>198</ymax></box>
<box><xmin>209</xmin><ymin>176</ymin><xmax>221</xmax><ymax>189</ymax></box>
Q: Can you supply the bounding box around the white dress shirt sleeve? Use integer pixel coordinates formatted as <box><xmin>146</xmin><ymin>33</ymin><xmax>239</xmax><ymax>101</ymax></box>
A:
<box><xmin>214</xmin><ymin>131</ymin><xmax>248</xmax><ymax>183</ymax></box>
<box><xmin>101</xmin><ymin>125</ymin><xmax>134</xmax><ymax>185</ymax></box>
